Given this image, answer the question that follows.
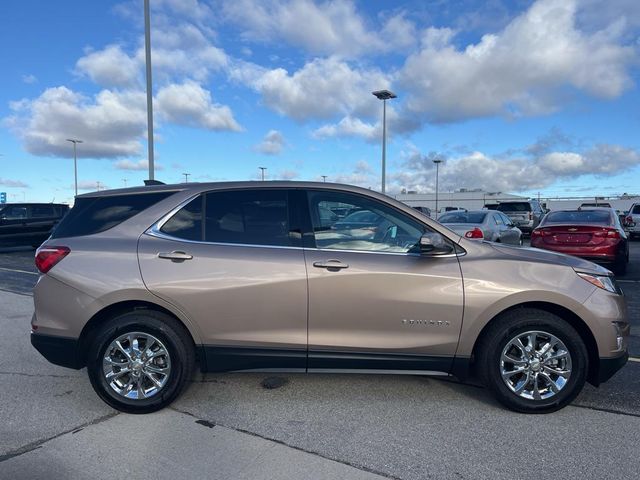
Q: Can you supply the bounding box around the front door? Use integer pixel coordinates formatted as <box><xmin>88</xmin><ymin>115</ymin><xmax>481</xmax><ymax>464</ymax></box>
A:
<box><xmin>302</xmin><ymin>189</ymin><xmax>464</xmax><ymax>374</ymax></box>
<box><xmin>138</xmin><ymin>189</ymin><xmax>308</xmax><ymax>371</ymax></box>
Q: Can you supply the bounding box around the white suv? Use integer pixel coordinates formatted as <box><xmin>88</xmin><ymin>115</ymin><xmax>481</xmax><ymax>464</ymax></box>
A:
<box><xmin>626</xmin><ymin>203</ymin><xmax>640</xmax><ymax>239</ymax></box>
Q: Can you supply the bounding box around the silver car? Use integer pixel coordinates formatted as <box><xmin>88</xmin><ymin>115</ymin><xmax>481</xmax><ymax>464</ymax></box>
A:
<box><xmin>440</xmin><ymin>210</ymin><xmax>523</xmax><ymax>245</ymax></box>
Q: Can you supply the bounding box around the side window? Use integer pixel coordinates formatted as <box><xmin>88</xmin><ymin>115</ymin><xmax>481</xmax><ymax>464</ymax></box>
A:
<box><xmin>160</xmin><ymin>196</ymin><xmax>203</xmax><ymax>241</ymax></box>
<box><xmin>308</xmin><ymin>191</ymin><xmax>425</xmax><ymax>253</ymax></box>
<box><xmin>204</xmin><ymin>189</ymin><xmax>291</xmax><ymax>247</ymax></box>
<box><xmin>494</xmin><ymin>213</ymin><xmax>503</xmax><ymax>225</ymax></box>
<box><xmin>32</xmin><ymin>205</ymin><xmax>55</xmax><ymax>218</ymax></box>
<box><xmin>499</xmin><ymin>213</ymin><xmax>510</xmax><ymax>225</ymax></box>
<box><xmin>633</xmin><ymin>205</ymin><xmax>640</xmax><ymax>214</ymax></box>
<box><xmin>3</xmin><ymin>206</ymin><xmax>27</xmax><ymax>219</ymax></box>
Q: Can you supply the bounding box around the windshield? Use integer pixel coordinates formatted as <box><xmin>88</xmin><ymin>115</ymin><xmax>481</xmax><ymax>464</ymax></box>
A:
<box><xmin>439</xmin><ymin>212</ymin><xmax>487</xmax><ymax>224</ymax></box>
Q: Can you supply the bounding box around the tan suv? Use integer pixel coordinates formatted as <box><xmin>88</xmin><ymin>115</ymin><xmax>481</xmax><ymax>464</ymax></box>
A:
<box><xmin>31</xmin><ymin>182</ymin><xmax>629</xmax><ymax>414</ymax></box>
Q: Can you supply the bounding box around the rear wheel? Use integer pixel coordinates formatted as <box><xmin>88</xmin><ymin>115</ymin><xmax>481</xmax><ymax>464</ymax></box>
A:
<box><xmin>477</xmin><ymin>308</ymin><xmax>588</xmax><ymax>413</ymax></box>
<box><xmin>87</xmin><ymin>310</ymin><xmax>195</xmax><ymax>413</ymax></box>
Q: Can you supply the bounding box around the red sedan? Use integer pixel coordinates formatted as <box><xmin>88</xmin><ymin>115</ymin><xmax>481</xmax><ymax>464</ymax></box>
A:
<box><xmin>531</xmin><ymin>208</ymin><xmax>629</xmax><ymax>275</ymax></box>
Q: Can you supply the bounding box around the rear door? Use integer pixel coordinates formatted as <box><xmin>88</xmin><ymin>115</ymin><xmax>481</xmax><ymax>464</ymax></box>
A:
<box><xmin>138</xmin><ymin>188</ymin><xmax>309</xmax><ymax>371</ymax></box>
<box><xmin>301</xmin><ymin>189</ymin><xmax>464</xmax><ymax>373</ymax></box>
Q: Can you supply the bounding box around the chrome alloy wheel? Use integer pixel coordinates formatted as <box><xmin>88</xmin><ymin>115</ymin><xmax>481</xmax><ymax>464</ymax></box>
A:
<box><xmin>500</xmin><ymin>330</ymin><xmax>572</xmax><ymax>401</ymax></box>
<box><xmin>102</xmin><ymin>332</ymin><xmax>171</xmax><ymax>400</ymax></box>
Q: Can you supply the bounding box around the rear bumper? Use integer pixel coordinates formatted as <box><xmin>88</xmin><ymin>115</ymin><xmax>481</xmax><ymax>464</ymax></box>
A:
<box><xmin>595</xmin><ymin>352</ymin><xmax>628</xmax><ymax>385</ymax></box>
<box><xmin>31</xmin><ymin>332</ymin><xmax>82</xmax><ymax>369</ymax></box>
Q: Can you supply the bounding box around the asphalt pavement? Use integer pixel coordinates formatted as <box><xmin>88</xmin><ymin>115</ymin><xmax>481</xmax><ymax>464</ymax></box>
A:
<box><xmin>1</xmin><ymin>241</ymin><xmax>639</xmax><ymax>479</ymax></box>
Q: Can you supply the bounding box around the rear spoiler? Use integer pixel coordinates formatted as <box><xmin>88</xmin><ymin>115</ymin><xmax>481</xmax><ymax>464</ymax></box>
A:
<box><xmin>144</xmin><ymin>180</ymin><xmax>165</xmax><ymax>186</ymax></box>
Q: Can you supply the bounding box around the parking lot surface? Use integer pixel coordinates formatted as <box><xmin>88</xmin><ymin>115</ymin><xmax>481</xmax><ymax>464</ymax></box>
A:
<box><xmin>1</xmin><ymin>241</ymin><xmax>639</xmax><ymax>479</ymax></box>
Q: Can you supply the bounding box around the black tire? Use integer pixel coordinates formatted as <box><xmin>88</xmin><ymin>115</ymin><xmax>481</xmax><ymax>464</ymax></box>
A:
<box><xmin>476</xmin><ymin>308</ymin><xmax>588</xmax><ymax>413</ymax></box>
<box><xmin>87</xmin><ymin>309</ymin><xmax>195</xmax><ymax>414</ymax></box>
<box><xmin>613</xmin><ymin>257</ymin><xmax>627</xmax><ymax>276</ymax></box>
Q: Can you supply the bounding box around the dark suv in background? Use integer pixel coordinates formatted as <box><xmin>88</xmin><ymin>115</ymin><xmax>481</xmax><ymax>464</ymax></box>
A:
<box><xmin>0</xmin><ymin>203</ymin><xmax>69</xmax><ymax>248</ymax></box>
<box><xmin>496</xmin><ymin>200</ymin><xmax>545</xmax><ymax>235</ymax></box>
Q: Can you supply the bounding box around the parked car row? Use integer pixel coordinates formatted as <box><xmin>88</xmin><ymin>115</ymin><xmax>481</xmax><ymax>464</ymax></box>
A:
<box><xmin>0</xmin><ymin>203</ymin><xmax>69</xmax><ymax>248</ymax></box>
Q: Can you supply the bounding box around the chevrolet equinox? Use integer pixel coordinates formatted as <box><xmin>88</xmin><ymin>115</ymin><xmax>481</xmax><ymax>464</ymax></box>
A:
<box><xmin>31</xmin><ymin>182</ymin><xmax>629</xmax><ymax>413</ymax></box>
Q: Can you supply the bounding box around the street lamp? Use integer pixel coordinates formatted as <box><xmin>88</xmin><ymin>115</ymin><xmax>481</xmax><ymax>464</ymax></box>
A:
<box><xmin>66</xmin><ymin>138</ymin><xmax>83</xmax><ymax>197</ymax></box>
<box><xmin>144</xmin><ymin>0</ymin><xmax>155</xmax><ymax>181</ymax></box>
<box><xmin>321</xmin><ymin>175</ymin><xmax>327</xmax><ymax>182</ymax></box>
<box><xmin>259</xmin><ymin>167</ymin><xmax>267</xmax><ymax>181</ymax></box>
<box><xmin>182</xmin><ymin>173</ymin><xmax>190</xmax><ymax>183</ymax></box>
<box><xmin>372</xmin><ymin>89</ymin><xmax>397</xmax><ymax>194</ymax></box>
<box><xmin>433</xmin><ymin>157</ymin><xmax>443</xmax><ymax>219</ymax></box>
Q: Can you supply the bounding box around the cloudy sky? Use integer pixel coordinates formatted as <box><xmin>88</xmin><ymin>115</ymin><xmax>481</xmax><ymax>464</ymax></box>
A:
<box><xmin>1</xmin><ymin>0</ymin><xmax>639</xmax><ymax>204</ymax></box>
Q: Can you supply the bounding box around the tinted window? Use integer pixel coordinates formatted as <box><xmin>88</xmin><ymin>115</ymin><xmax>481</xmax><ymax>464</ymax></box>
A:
<box><xmin>633</xmin><ymin>205</ymin><xmax>640</xmax><ymax>214</ymax></box>
<box><xmin>308</xmin><ymin>191</ymin><xmax>425</xmax><ymax>253</ymax></box>
<box><xmin>544</xmin><ymin>210</ymin><xmax>612</xmax><ymax>225</ymax></box>
<box><xmin>31</xmin><ymin>205</ymin><xmax>55</xmax><ymax>217</ymax></box>
<box><xmin>500</xmin><ymin>213</ymin><xmax>513</xmax><ymax>225</ymax></box>
<box><xmin>1</xmin><ymin>206</ymin><xmax>27</xmax><ymax>219</ymax></box>
<box><xmin>439</xmin><ymin>212</ymin><xmax>487</xmax><ymax>224</ymax></box>
<box><xmin>493</xmin><ymin>213</ymin><xmax>503</xmax><ymax>225</ymax></box>
<box><xmin>497</xmin><ymin>202</ymin><xmax>532</xmax><ymax>212</ymax></box>
<box><xmin>204</xmin><ymin>190</ymin><xmax>291</xmax><ymax>247</ymax></box>
<box><xmin>52</xmin><ymin>192</ymin><xmax>175</xmax><ymax>239</ymax></box>
<box><xmin>160</xmin><ymin>196</ymin><xmax>203</xmax><ymax>241</ymax></box>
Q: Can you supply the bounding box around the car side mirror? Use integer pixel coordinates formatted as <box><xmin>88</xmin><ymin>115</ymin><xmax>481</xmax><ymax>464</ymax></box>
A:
<box><xmin>419</xmin><ymin>232</ymin><xmax>453</xmax><ymax>255</ymax></box>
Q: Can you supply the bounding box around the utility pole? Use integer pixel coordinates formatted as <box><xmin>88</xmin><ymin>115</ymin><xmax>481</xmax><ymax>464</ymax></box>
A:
<box><xmin>183</xmin><ymin>173</ymin><xmax>190</xmax><ymax>183</ymax></box>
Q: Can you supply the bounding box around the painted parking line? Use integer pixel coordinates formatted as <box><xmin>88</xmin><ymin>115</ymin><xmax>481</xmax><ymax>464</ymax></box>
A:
<box><xmin>629</xmin><ymin>357</ymin><xmax>640</xmax><ymax>363</ymax></box>
<box><xmin>0</xmin><ymin>266</ymin><xmax>38</xmax><ymax>276</ymax></box>
<box><xmin>618</xmin><ymin>280</ymin><xmax>640</xmax><ymax>283</ymax></box>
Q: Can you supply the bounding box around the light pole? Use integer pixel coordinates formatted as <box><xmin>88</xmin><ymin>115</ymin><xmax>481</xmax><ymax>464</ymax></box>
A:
<box><xmin>123</xmin><ymin>178</ymin><xmax>128</xmax><ymax>187</ymax></box>
<box><xmin>372</xmin><ymin>89</ymin><xmax>397</xmax><ymax>194</ymax></box>
<box><xmin>259</xmin><ymin>167</ymin><xmax>267</xmax><ymax>181</ymax></box>
<box><xmin>96</xmin><ymin>181</ymin><xmax>101</xmax><ymax>191</ymax></box>
<box><xmin>144</xmin><ymin>0</ymin><xmax>155</xmax><ymax>181</ymax></box>
<box><xmin>182</xmin><ymin>173</ymin><xmax>190</xmax><ymax>183</ymax></box>
<box><xmin>321</xmin><ymin>175</ymin><xmax>327</xmax><ymax>182</ymax></box>
<box><xmin>433</xmin><ymin>157</ymin><xmax>443</xmax><ymax>219</ymax></box>
<box><xmin>66</xmin><ymin>138</ymin><xmax>83</xmax><ymax>197</ymax></box>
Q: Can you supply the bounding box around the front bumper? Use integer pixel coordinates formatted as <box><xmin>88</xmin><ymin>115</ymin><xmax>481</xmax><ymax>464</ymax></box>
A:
<box><xmin>595</xmin><ymin>352</ymin><xmax>628</xmax><ymax>385</ymax></box>
<box><xmin>31</xmin><ymin>332</ymin><xmax>82</xmax><ymax>369</ymax></box>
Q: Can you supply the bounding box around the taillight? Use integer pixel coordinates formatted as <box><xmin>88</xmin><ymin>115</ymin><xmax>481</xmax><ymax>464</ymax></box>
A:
<box><xmin>464</xmin><ymin>227</ymin><xmax>484</xmax><ymax>239</ymax></box>
<box><xmin>593</xmin><ymin>228</ymin><xmax>620</xmax><ymax>239</ymax></box>
<box><xmin>531</xmin><ymin>229</ymin><xmax>542</xmax><ymax>237</ymax></box>
<box><xmin>35</xmin><ymin>246</ymin><xmax>70</xmax><ymax>274</ymax></box>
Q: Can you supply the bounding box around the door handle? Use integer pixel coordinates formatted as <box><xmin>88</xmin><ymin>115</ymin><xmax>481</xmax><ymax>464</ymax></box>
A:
<box><xmin>313</xmin><ymin>260</ymin><xmax>349</xmax><ymax>270</ymax></box>
<box><xmin>158</xmin><ymin>251</ymin><xmax>193</xmax><ymax>261</ymax></box>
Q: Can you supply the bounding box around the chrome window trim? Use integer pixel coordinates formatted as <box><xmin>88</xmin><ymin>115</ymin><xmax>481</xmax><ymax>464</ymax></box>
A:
<box><xmin>146</xmin><ymin>190</ymin><xmax>465</xmax><ymax>257</ymax></box>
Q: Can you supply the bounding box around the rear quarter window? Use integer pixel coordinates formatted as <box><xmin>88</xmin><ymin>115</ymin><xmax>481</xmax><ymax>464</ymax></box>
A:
<box><xmin>633</xmin><ymin>205</ymin><xmax>640</xmax><ymax>214</ymax></box>
<box><xmin>51</xmin><ymin>192</ymin><xmax>175</xmax><ymax>239</ymax></box>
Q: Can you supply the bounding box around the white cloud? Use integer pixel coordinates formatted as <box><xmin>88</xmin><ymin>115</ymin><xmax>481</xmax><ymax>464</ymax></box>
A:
<box><xmin>400</xmin><ymin>0</ymin><xmax>636</xmax><ymax>122</ymax></box>
<box><xmin>114</xmin><ymin>159</ymin><xmax>163</xmax><ymax>171</ymax></box>
<box><xmin>77</xmin><ymin>180</ymin><xmax>109</xmax><ymax>191</ymax></box>
<box><xmin>388</xmin><ymin>144</ymin><xmax>640</xmax><ymax>194</ymax></box>
<box><xmin>222</xmin><ymin>0</ymin><xmax>396</xmax><ymax>57</ymax></box>
<box><xmin>278</xmin><ymin>169</ymin><xmax>298</xmax><ymax>180</ymax></box>
<box><xmin>0</xmin><ymin>178</ymin><xmax>29</xmax><ymax>188</ymax></box>
<box><xmin>4</xmin><ymin>86</ymin><xmax>147</xmax><ymax>158</ymax></box>
<box><xmin>76</xmin><ymin>45</ymin><xmax>140</xmax><ymax>88</ymax></box>
<box><xmin>314</xmin><ymin>116</ymin><xmax>378</xmax><ymax>141</ymax></box>
<box><xmin>155</xmin><ymin>81</ymin><xmax>242</xmax><ymax>131</ymax></box>
<box><xmin>22</xmin><ymin>74</ymin><xmax>37</xmax><ymax>84</ymax></box>
<box><xmin>254</xmin><ymin>130</ymin><xmax>285</xmax><ymax>155</ymax></box>
<box><xmin>233</xmin><ymin>56</ymin><xmax>391</xmax><ymax>121</ymax></box>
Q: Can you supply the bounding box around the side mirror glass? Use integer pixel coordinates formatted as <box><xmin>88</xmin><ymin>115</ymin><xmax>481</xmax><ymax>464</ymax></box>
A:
<box><xmin>419</xmin><ymin>232</ymin><xmax>453</xmax><ymax>255</ymax></box>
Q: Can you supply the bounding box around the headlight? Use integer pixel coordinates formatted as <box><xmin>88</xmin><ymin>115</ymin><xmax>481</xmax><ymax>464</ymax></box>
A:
<box><xmin>576</xmin><ymin>272</ymin><xmax>622</xmax><ymax>295</ymax></box>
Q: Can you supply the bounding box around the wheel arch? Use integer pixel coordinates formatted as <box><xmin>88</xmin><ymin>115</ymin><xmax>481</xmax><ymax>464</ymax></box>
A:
<box><xmin>77</xmin><ymin>300</ymin><xmax>200</xmax><ymax>368</ymax></box>
<box><xmin>470</xmin><ymin>301</ymin><xmax>600</xmax><ymax>385</ymax></box>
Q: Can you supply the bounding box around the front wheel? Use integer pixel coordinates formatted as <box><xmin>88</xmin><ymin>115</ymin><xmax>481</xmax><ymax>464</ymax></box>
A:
<box><xmin>87</xmin><ymin>310</ymin><xmax>195</xmax><ymax>413</ymax></box>
<box><xmin>477</xmin><ymin>309</ymin><xmax>588</xmax><ymax>413</ymax></box>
